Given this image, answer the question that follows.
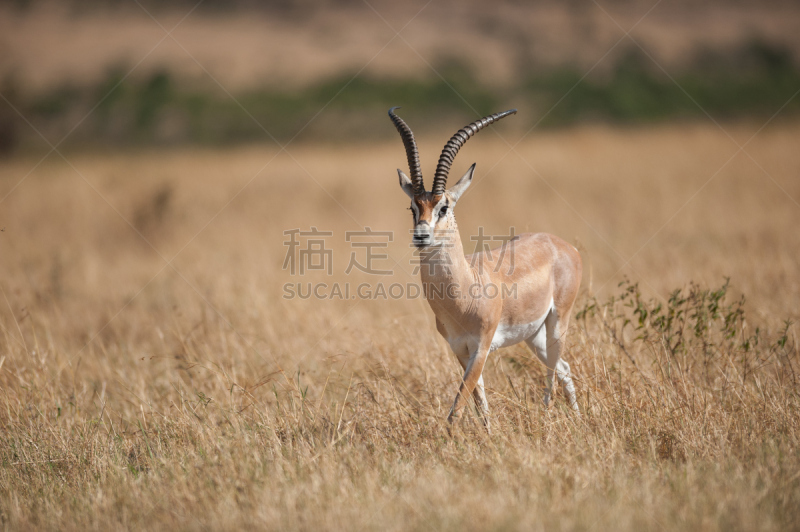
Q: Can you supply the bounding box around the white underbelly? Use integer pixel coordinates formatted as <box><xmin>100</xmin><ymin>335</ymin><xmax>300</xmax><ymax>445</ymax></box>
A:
<box><xmin>490</xmin><ymin>299</ymin><xmax>553</xmax><ymax>351</ymax></box>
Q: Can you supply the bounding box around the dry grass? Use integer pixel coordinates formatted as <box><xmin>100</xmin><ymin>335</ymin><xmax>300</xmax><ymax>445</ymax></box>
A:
<box><xmin>1</xmin><ymin>120</ymin><xmax>799</xmax><ymax>530</ymax></box>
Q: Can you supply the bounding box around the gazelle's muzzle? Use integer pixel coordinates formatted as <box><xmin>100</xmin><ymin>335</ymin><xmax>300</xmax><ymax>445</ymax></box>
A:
<box><xmin>413</xmin><ymin>222</ymin><xmax>433</xmax><ymax>248</ymax></box>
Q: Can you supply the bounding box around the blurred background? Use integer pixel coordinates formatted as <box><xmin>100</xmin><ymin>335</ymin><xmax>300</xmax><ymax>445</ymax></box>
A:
<box><xmin>1</xmin><ymin>0</ymin><xmax>799</xmax><ymax>151</ymax></box>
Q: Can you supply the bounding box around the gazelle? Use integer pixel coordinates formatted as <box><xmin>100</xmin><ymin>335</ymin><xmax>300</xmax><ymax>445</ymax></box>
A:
<box><xmin>389</xmin><ymin>107</ymin><xmax>583</xmax><ymax>431</ymax></box>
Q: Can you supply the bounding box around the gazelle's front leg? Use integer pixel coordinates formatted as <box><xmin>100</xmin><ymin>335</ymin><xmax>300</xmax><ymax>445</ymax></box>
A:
<box><xmin>451</xmin><ymin>343</ymin><xmax>491</xmax><ymax>432</ymax></box>
<box><xmin>472</xmin><ymin>374</ymin><xmax>491</xmax><ymax>433</ymax></box>
<box><xmin>447</xmin><ymin>338</ymin><xmax>492</xmax><ymax>426</ymax></box>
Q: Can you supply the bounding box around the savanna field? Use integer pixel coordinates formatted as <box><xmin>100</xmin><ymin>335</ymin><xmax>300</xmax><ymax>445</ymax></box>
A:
<box><xmin>1</xmin><ymin>120</ymin><xmax>799</xmax><ymax>530</ymax></box>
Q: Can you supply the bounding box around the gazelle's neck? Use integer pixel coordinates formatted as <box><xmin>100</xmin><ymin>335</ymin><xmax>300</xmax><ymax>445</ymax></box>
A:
<box><xmin>418</xmin><ymin>220</ymin><xmax>474</xmax><ymax>300</ymax></box>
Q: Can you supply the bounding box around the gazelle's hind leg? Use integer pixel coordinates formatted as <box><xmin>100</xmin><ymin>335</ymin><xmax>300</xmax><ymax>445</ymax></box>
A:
<box><xmin>524</xmin><ymin>322</ymin><xmax>550</xmax><ymax>403</ymax></box>
<box><xmin>556</xmin><ymin>359</ymin><xmax>578</xmax><ymax>412</ymax></box>
<box><xmin>524</xmin><ymin>309</ymin><xmax>579</xmax><ymax>412</ymax></box>
<box><xmin>553</xmin><ymin>310</ymin><xmax>579</xmax><ymax>412</ymax></box>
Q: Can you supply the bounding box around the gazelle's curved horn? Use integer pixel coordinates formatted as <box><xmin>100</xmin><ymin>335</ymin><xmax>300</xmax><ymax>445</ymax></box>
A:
<box><xmin>388</xmin><ymin>107</ymin><xmax>425</xmax><ymax>196</ymax></box>
<box><xmin>431</xmin><ymin>109</ymin><xmax>517</xmax><ymax>197</ymax></box>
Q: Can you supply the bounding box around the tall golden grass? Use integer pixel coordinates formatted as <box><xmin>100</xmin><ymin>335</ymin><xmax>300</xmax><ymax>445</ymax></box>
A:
<box><xmin>0</xmin><ymin>120</ymin><xmax>799</xmax><ymax>530</ymax></box>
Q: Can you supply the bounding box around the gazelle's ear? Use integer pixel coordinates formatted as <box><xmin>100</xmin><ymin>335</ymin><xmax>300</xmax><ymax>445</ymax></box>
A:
<box><xmin>397</xmin><ymin>169</ymin><xmax>415</xmax><ymax>199</ymax></box>
<box><xmin>447</xmin><ymin>163</ymin><xmax>476</xmax><ymax>203</ymax></box>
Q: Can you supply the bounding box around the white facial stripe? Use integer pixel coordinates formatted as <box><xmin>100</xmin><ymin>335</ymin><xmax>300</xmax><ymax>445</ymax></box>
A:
<box><xmin>434</xmin><ymin>198</ymin><xmax>450</xmax><ymax>220</ymax></box>
<box><xmin>410</xmin><ymin>202</ymin><xmax>420</xmax><ymax>223</ymax></box>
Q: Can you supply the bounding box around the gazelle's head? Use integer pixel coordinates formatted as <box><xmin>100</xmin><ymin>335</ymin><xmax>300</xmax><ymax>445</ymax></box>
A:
<box><xmin>389</xmin><ymin>107</ymin><xmax>517</xmax><ymax>248</ymax></box>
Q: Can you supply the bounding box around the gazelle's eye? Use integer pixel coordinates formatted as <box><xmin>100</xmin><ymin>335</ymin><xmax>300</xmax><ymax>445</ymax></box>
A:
<box><xmin>439</xmin><ymin>205</ymin><xmax>448</xmax><ymax>218</ymax></box>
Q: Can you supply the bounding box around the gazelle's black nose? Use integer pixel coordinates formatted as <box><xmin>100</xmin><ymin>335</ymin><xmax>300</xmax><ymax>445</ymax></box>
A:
<box><xmin>413</xmin><ymin>222</ymin><xmax>432</xmax><ymax>247</ymax></box>
<box><xmin>413</xmin><ymin>233</ymin><xmax>431</xmax><ymax>248</ymax></box>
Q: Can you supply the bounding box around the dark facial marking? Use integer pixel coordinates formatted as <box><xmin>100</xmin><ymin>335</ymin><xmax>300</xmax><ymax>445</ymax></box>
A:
<box><xmin>412</xmin><ymin>193</ymin><xmax>437</xmax><ymax>224</ymax></box>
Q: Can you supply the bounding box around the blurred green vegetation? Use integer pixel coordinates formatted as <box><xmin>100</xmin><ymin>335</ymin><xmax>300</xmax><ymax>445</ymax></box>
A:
<box><xmin>530</xmin><ymin>42</ymin><xmax>800</xmax><ymax>125</ymax></box>
<box><xmin>1</xmin><ymin>41</ymin><xmax>798</xmax><ymax>153</ymax></box>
